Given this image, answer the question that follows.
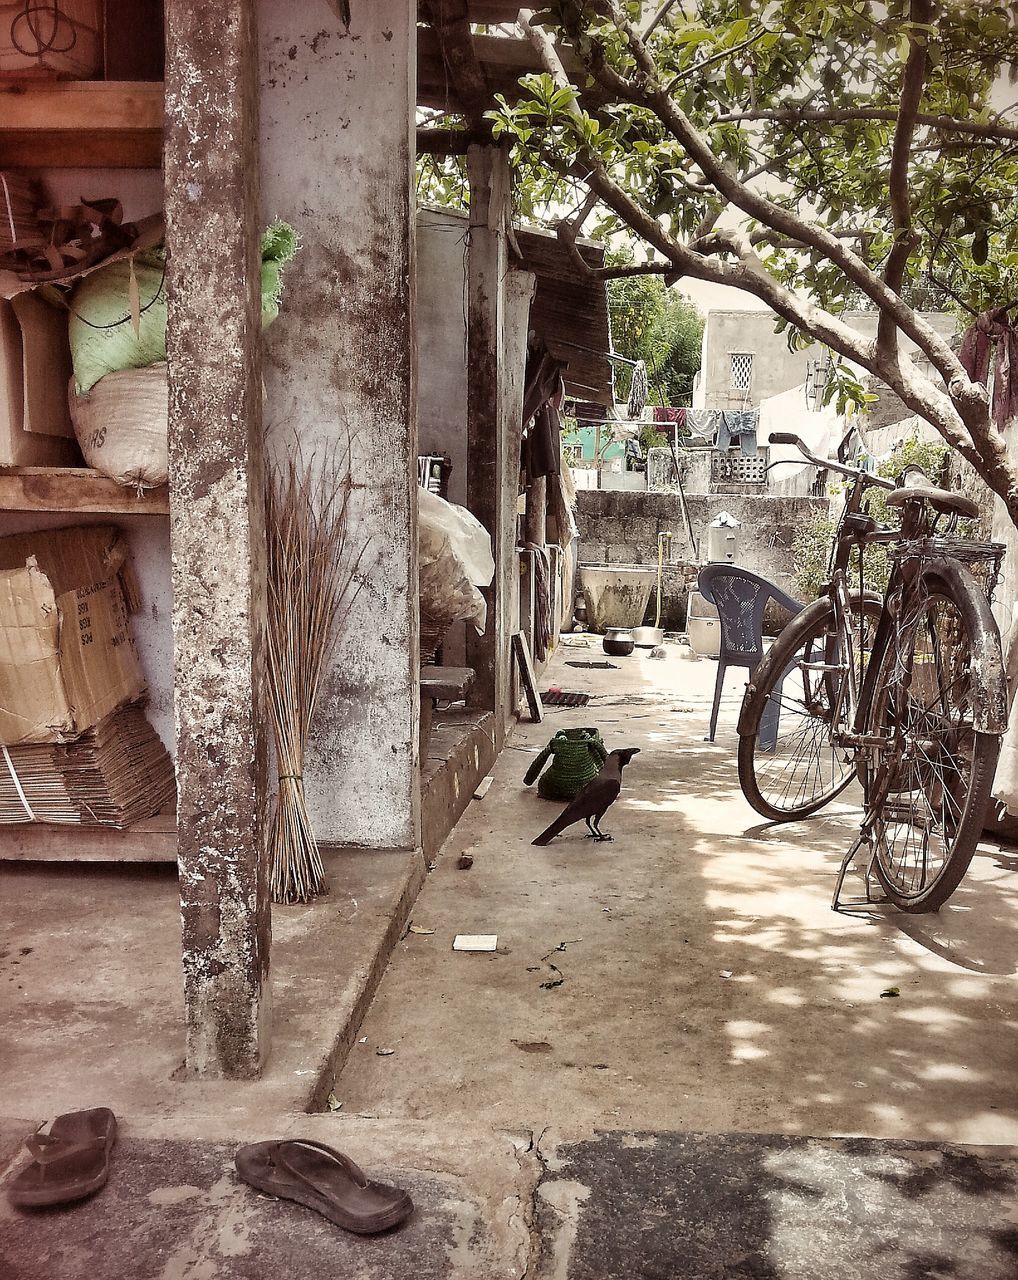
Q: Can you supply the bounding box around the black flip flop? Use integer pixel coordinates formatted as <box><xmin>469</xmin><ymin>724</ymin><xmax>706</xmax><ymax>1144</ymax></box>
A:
<box><xmin>6</xmin><ymin>1107</ymin><xmax>118</xmax><ymax>1208</ymax></box>
<box><xmin>235</xmin><ymin>1139</ymin><xmax>413</xmax><ymax>1235</ymax></box>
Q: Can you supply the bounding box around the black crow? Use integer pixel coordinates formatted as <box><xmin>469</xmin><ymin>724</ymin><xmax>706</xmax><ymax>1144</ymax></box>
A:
<box><xmin>531</xmin><ymin>747</ymin><xmax>640</xmax><ymax>845</ymax></box>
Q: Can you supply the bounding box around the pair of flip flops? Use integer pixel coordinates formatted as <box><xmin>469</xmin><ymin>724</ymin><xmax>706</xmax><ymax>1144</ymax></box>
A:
<box><xmin>6</xmin><ymin>1108</ymin><xmax>117</xmax><ymax>1208</ymax></box>
<box><xmin>235</xmin><ymin>1140</ymin><xmax>413</xmax><ymax>1235</ymax></box>
<box><xmin>4</xmin><ymin>1112</ymin><xmax>412</xmax><ymax>1237</ymax></box>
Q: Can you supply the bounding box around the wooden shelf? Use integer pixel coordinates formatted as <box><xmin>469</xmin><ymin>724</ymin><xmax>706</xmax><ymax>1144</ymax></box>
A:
<box><xmin>1</xmin><ymin>808</ymin><xmax>176</xmax><ymax>862</ymax></box>
<box><xmin>0</xmin><ymin>466</ymin><xmax>169</xmax><ymax>514</ymax></box>
<box><xmin>0</xmin><ymin>80</ymin><xmax>163</xmax><ymax>169</ymax></box>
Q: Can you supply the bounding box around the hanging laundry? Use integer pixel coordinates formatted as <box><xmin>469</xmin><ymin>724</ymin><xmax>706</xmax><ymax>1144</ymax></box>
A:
<box><xmin>959</xmin><ymin>306</ymin><xmax>1018</xmax><ymax>429</ymax></box>
<box><xmin>654</xmin><ymin>406</ymin><xmax>685</xmax><ymax>425</ymax></box>
<box><xmin>685</xmin><ymin>408</ymin><xmax>718</xmax><ymax>442</ymax></box>
<box><xmin>717</xmin><ymin>410</ymin><xmax>759</xmax><ymax>456</ymax></box>
<box><xmin>627</xmin><ymin>359</ymin><xmax>649</xmax><ymax>420</ymax></box>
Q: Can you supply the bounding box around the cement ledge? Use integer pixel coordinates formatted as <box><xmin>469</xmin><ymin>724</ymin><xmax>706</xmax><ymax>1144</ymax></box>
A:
<box><xmin>1</xmin><ymin>846</ymin><xmax>427</xmax><ymax>1128</ymax></box>
<box><xmin>304</xmin><ymin>846</ymin><xmax>428</xmax><ymax>1113</ymax></box>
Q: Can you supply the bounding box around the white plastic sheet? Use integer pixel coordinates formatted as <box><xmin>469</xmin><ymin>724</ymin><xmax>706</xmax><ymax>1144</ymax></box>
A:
<box><xmin>992</xmin><ymin>602</ymin><xmax>1018</xmax><ymax>815</ymax></box>
<box><xmin>418</xmin><ymin>488</ymin><xmax>494</xmax><ymax>635</ymax></box>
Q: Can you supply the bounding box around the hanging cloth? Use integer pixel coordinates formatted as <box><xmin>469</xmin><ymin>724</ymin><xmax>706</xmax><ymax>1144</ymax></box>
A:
<box><xmin>959</xmin><ymin>307</ymin><xmax>1018</xmax><ymax>430</ymax></box>
<box><xmin>627</xmin><ymin>359</ymin><xmax>649</xmax><ymax>420</ymax></box>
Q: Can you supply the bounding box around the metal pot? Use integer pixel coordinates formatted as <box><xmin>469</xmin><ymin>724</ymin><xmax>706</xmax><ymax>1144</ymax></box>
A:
<box><xmin>633</xmin><ymin>625</ymin><xmax>665</xmax><ymax>648</ymax></box>
<box><xmin>602</xmin><ymin>627</ymin><xmax>635</xmax><ymax>657</ymax></box>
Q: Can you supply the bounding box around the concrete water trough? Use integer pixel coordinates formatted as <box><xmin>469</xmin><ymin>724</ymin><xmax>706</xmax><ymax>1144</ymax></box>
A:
<box><xmin>579</xmin><ymin>565</ymin><xmax>657</xmax><ymax>632</ymax></box>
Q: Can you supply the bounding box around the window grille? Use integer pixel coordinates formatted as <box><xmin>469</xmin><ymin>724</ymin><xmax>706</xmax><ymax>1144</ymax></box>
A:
<box><xmin>730</xmin><ymin>352</ymin><xmax>754</xmax><ymax>389</ymax></box>
<box><xmin>712</xmin><ymin>449</ymin><xmax>768</xmax><ymax>486</ymax></box>
<box><xmin>417</xmin><ymin>454</ymin><xmax>451</xmax><ymax>497</ymax></box>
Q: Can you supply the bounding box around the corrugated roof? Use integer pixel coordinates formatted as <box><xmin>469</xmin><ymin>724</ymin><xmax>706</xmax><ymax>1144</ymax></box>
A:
<box><xmin>513</xmin><ymin>225</ymin><xmax>614</xmax><ymax>407</ymax></box>
<box><xmin>417</xmin><ymin>207</ymin><xmax>614</xmax><ymax>406</ymax></box>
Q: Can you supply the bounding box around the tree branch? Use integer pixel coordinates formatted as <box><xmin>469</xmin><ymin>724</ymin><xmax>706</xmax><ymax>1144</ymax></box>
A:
<box><xmin>585</xmin><ymin>3</ymin><xmax>974</xmax><ymax>396</ymax></box>
<box><xmin>712</xmin><ymin>107</ymin><xmax>1018</xmax><ymax>145</ymax></box>
<box><xmin>417</xmin><ymin>124</ymin><xmax>493</xmax><ymax>153</ymax></box>
<box><xmin>515</xmin><ymin>8</ymin><xmax>1018</xmax><ymax>507</ymax></box>
<box><xmin>642</xmin><ymin>0</ymin><xmax>678</xmax><ymax>40</ymax></box>
<box><xmin>425</xmin><ymin>0</ymin><xmax>491</xmax><ymax>124</ymax></box>
<box><xmin>663</xmin><ymin>32</ymin><xmax>766</xmax><ymax>95</ymax></box>
<box><xmin>876</xmin><ymin>0</ymin><xmax>929</xmax><ymax>360</ymax></box>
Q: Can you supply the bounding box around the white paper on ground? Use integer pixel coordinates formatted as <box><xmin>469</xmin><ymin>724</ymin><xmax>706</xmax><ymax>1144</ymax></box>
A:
<box><xmin>453</xmin><ymin>934</ymin><xmax>498</xmax><ymax>952</ymax></box>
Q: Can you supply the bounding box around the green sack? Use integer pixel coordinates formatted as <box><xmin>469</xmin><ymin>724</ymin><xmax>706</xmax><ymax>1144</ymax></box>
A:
<box><xmin>69</xmin><ymin>220</ymin><xmax>300</xmax><ymax>395</ymax></box>
<box><xmin>523</xmin><ymin>728</ymin><xmax>608</xmax><ymax>802</ymax></box>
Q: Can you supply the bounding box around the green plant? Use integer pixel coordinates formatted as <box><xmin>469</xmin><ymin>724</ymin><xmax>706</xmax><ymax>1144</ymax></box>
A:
<box><xmin>792</xmin><ymin>430</ymin><xmax>951</xmax><ymax>601</ymax></box>
<box><xmin>791</xmin><ymin>507</ymin><xmax>838</xmax><ymax>602</ymax></box>
<box><xmin>491</xmin><ymin>4</ymin><xmax>1018</xmax><ymax>517</ymax></box>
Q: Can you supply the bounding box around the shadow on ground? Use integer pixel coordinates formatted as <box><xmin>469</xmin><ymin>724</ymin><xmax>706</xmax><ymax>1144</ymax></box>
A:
<box><xmin>536</xmin><ymin>1128</ymin><xmax>1018</xmax><ymax>1280</ymax></box>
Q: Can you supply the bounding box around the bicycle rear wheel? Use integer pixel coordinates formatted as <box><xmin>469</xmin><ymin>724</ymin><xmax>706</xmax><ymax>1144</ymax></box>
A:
<box><xmin>738</xmin><ymin>594</ymin><xmax>881</xmax><ymax>821</ymax></box>
<box><xmin>866</xmin><ymin>572</ymin><xmax>1000</xmax><ymax>912</ymax></box>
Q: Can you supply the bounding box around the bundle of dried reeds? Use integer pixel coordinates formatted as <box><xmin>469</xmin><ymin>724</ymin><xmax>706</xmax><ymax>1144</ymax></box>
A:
<box><xmin>265</xmin><ymin>448</ymin><xmax>363</xmax><ymax>904</ymax></box>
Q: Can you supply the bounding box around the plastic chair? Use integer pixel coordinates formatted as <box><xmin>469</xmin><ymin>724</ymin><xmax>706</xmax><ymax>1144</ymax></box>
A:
<box><xmin>696</xmin><ymin>565</ymin><xmax>805</xmax><ymax>743</ymax></box>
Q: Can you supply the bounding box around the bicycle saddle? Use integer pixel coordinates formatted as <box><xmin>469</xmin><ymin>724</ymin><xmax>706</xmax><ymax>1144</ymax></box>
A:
<box><xmin>885</xmin><ymin>483</ymin><xmax>980</xmax><ymax>519</ymax></box>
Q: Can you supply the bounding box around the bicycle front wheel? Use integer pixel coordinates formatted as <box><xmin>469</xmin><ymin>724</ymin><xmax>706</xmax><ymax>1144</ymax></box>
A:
<box><xmin>866</xmin><ymin>572</ymin><xmax>1001</xmax><ymax>912</ymax></box>
<box><xmin>738</xmin><ymin>594</ymin><xmax>882</xmax><ymax>821</ymax></box>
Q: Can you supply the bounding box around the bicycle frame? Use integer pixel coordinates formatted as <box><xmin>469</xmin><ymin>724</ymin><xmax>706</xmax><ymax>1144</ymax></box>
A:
<box><xmin>791</xmin><ymin>461</ymin><xmax>894</xmax><ymax>751</ymax></box>
<box><xmin>750</xmin><ymin>431</ymin><xmax>1007</xmax><ymax>911</ymax></box>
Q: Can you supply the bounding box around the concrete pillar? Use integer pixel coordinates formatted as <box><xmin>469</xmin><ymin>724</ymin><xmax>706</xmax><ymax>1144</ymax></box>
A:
<box><xmin>524</xmin><ymin>476</ymin><xmax>547</xmax><ymax>546</ymax></box>
<box><xmin>164</xmin><ymin>0</ymin><xmax>271</xmax><ymax>1076</ymax></box>
<box><xmin>258</xmin><ymin>0</ymin><xmax>419</xmax><ymax>849</ymax></box>
<box><xmin>465</xmin><ymin>144</ymin><xmax>511</xmax><ymax>722</ymax></box>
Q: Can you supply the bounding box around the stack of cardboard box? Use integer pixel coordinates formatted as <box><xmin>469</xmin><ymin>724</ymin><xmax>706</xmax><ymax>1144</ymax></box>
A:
<box><xmin>0</xmin><ymin>524</ymin><xmax>175</xmax><ymax>827</ymax></box>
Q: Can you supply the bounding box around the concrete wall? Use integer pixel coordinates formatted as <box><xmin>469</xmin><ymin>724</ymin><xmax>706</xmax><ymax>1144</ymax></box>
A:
<box><xmin>417</xmin><ymin>210</ymin><xmax>469</xmax><ymax>509</ymax></box>
<box><xmin>414</xmin><ymin>210</ymin><xmax>535</xmax><ymax>702</ymax></box>
<box><xmin>575</xmin><ymin>490</ymin><xmax>828</xmax><ymax>627</ymax></box>
<box><xmin>694</xmin><ymin>309</ymin><xmax>958</xmax><ymax>411</ymax></box>
<box><xmin>259</xmin><ymin>0</ymin><xmax>419</xmax><ymax>848</ymax></box>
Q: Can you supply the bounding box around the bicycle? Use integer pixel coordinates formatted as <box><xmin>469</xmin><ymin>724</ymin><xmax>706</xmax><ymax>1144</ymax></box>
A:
<box><xmin>737</xmin><ymin>431</ymin><xmax>1009</xmax><ymax>913</ymax></box>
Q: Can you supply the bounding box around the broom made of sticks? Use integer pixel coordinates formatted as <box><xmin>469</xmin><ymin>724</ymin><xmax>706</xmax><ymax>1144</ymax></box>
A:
<box><xmin>264</xmin><ymin>447</ymin><xmax>365</xmax><ymax>904</ymax></box>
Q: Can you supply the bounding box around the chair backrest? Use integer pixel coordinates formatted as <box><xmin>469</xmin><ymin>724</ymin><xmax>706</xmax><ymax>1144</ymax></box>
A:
<box><xmin>696</xmin><ymin>564</ymin><xmax>804</xmax><ymax>669</ymax></box>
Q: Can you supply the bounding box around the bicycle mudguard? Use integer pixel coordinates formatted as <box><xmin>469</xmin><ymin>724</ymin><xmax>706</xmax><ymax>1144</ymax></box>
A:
<box><xmin>917</xmin><ymin>556</ymin><xmax>1009</xmax><ymax>735</ymax></box>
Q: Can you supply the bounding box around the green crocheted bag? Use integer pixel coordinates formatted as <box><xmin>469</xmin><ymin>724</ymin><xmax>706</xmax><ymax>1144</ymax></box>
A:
<box><xmin>523</xmin><ymin>728</ymin><xmax>608</xmax><ymax>801</ymax></box>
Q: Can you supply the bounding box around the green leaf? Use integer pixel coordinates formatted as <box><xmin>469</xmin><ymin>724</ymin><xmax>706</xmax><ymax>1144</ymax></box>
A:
<box><xmin>673</xmin><ymin>27</ymin><xmax>713</xmax><ymax>46</ymax></box>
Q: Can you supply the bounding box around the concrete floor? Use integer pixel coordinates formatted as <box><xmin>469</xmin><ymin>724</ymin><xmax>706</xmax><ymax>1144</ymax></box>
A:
<box><xmin>3</xmin><ymin>637</ymin><xmax>1018</xmax><ymax>1277</ymax></box>
<box><xmin>335</xmin><ymin>639</ymin><xmax>1018</xmax><ymax>1148</ymax></box>
<box><xmin>0</xmin><ymin>847</ymin><xmax>425</xmax><ymax>1123</ymax></box>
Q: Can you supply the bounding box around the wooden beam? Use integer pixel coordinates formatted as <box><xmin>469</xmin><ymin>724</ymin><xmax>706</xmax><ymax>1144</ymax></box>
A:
<box><xmin>418</xmin><ymin>1</ymin><xmax>522</xmax><ymax>24</ymax></box>
<box><xmin>417</xmin><ymin>29</ymin><xmax>589</xmax><ymax>111</ymax></box>
<box><xmin>465</xmin><ymin>144</ymin><xmax>511</xmax><ymax>718</ymax></box>
<box><xmin>0</xmin><ymin>81</ymin><xmax>163</xmax><ymax>168</ymax></box>
<box><xmin>424</xmin><ymin>0</ymin><xmax>492</xmax><ymax>123</ymax></box>
<box><xmin>465</xmin><ymin>0</ymin><xmax>522</xmax><ymax>19</ymax></box>
<box><xmin>1</xmin><ymin>809</ymin><xmax>177</xmax><ymax>863</ymax></box>
<box><xmin>417</xmin><ymin>125</ymin><xmax>491</xmax><ymax>153</ymax></box>
<box><xmin>0</xmin><ymin>467</ymin><xmax>170</xmax><ymax>514</ymax></box>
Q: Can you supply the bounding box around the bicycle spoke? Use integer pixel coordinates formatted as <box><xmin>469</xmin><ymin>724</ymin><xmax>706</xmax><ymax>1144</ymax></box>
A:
<box><xmin>866</xmin><ymin>585</ymin><xmax>991</xmax><ymax>907</ymax></box>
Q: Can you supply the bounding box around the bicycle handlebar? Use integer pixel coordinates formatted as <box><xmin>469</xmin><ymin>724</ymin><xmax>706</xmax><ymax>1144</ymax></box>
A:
<box><xmin>766</xmin><ymin>431</ymin><xmax>896</xmax><ymax>490</ymax></box>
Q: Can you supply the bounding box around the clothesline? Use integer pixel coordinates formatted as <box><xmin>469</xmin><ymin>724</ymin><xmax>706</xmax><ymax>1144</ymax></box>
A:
<box><xmin>654</xmin><ymin>406</ymin><xmax>761</xmax><ymax>455</ymax></box>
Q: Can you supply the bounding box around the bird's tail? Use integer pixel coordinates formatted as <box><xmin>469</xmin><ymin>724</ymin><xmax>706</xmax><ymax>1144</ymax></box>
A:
<box><xmin>532</xmin><ymin>813</ymin><xmax>569</xmax><ymax>846</ymax></box>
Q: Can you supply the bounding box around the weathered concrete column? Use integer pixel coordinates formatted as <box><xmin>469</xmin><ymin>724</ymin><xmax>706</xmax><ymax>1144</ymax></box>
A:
<box><xmin>258</xmin><ymin>1</ymin><xmax>419</xmax><ymax>849</ymax></box>
<box><xmin>524</xmin><ymin>476</ymin><xmax>547</xmax><ymax>547</ymax></box>
<box><xmin>466</xmin><ymin>144</ymin><xmax>511</xmax><ymax>722</ymax></box>
<box><xmin>164</xmin><ymin>0</ymin><xmax>271</xmax><ymax>1076</ymax></box>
